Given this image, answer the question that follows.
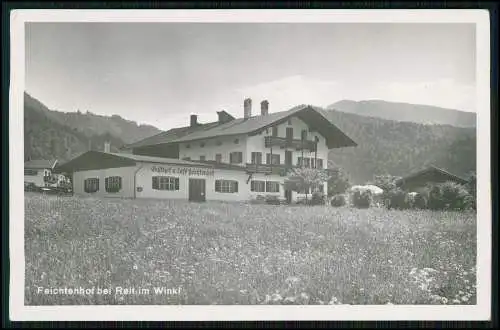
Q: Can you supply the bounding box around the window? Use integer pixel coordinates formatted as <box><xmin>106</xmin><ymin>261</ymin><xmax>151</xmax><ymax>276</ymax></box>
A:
<box><xmin>215</xmin><ymin>180</ymin><xmax>238</xmax><ymax>193</ymax></box>
<box><xmin>272</xmin><ymin>126</ymin><xmax>278</xmax><ymax>137</ymax></box>
<box><xmin>105</xmin><ymin>176</ymin><xmax>122</xmax><ymax>193</ymax></box>
<box><xmin>230</xmin><ymin>152</ymin><xmax>243</xmax><ymax>164</ymax></box>
<box><xmin>266</xmin><ymin>181</ymin><xmax>280</xmax><ymax>193</ymax></box>
<box><xmin>84</xmin><ymin>178</ymin><xmax>99</xmax><ymax>193</ymax></box>
<box><xmin>152</xmin><ymin>176</ymin><xmax>180</xmax><ymax>191</ymax></box>
<box><xmin>200</xmin><ymin>155</ymin><xmax>206</xmax><ymax>161</ymax></box>
<box><xmin>287</xmin><ymin>119</ymin><xmax>292</xmax><ymax>125</ymax></box>
<box><xmin>24</xmin><ymin>169</ymin><xmax>38</xmax><ymax>176</ymax></box>
<box><xmin>216</xmin><ymin>141</ymin><xmax>222</xmax><ymax>146</ymax></box>
<box><xmin>266</xmin><ymin>153</ymin><xmax>280</xmax><ymax>165</ymax></box>
<box><xmin>250</xmin><ymin>180</ymin><xmax>265</xmax><ymax>192</ymax></box>
<box><xmin>186</xmin><ymin>144</ymin><xmax>191</xmax><ymax>149</ymax></box>
<box><xmin>317</xmin><ymin>159</ymin><xmax>323</xmax><ymax>169</ymax></box>
<box><xmin>234</xmin><ymin>138</ymin><xmax>239</xmax><ymax>144</ymax></box>
<box><xmin>215</xmin><ymin>154</ymin><xmax>222</xmax><ymax>163</ymax></box>
<box><xmin>304</xmin><ymin>158</ymin><xmax>311</xmax><ymax>168</ymax></box>
<box><xmin>251</xmin><ymin>152</ymin><xmax>262</xmax><ymax>164</ymax></box>
<box><xmin>310</xmin><ymin>158</ymin><xmax>316</xmax><ymax>169</ymax></box>
<box><xmin>200</xmin><ymin>142</ymin><xmax>205</xmax><ymax>148</ymax></box>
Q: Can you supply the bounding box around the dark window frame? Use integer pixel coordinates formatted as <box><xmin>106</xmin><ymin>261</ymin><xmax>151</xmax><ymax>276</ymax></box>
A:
<box><xmin>105</xmin><ymin>176</ymin><xmax>122</xmax><ymax>193</ymax></box>
<box><xmin>84</xmin><ymin>178</ymin><xmax>99</xmax><ymax>193</ymax></box>
<box><xmin>215</xmin><ymin>179</ymin><xmax>239</xmax><ymax>193</ymax></box>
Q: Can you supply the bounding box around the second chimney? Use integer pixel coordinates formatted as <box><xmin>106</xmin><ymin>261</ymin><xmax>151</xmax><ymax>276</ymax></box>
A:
<box><xmin>261</xmin><ymin>100</ymin><xmax>269</xmax><ymax>116</ymax></box>
<box><xmin>244</xmin><ymin>98</ymin><xmax>252</xmax><ymax>119</ymax></box>
<box><xmin>104</xmin><ymin>141</ymin><xmax>111</xmax><ymax>153</ymax></box>
<box><xmin>190</xmin><ymin>114</ymin><xmax>198</xmax><ymax>127</ymax></box>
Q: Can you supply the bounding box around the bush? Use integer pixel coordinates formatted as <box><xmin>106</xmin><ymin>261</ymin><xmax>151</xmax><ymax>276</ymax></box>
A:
<box><xmin>427</xmin><ymin>181</ymin><xmax>473</xmax><ymax>211</ymax></box>
<box><xmin>385</xmin><ymin>188</ymin><xmax>410</xmax><ymax>210</ymax></box>
<box><xmin>310</xmin><ymin>191</ymin><xmax>326</xmax><ymax>206</ymax></box>
<box><xmin>412</xmin><ymin>192</ymin><xmax>428</xmax><ymax>209</ymax></box>
<box><xmin>351</xmin><ymin>190</ymin><xmax>371</xmax><ymax>208</ymax></box>
<box><xmin>330</xmin><ymin>194</ymin><xmax>346</xmax><ymax>207</ymax></box>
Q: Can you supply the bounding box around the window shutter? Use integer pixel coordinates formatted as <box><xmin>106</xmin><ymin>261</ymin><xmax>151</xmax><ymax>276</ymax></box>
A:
<box><xmin>233</xmin><ymin>181</ymin><xmax>238</xmax><ymax>193</ymax></box>
<box><xmin>152</xmin><ymin>176</ymin><xmax>159</xmax><ymax>190</ymax></box>
<box><xmin>105</xmin><ymin>177</ymin><xmax>108</xmax><ymax>190</ymax></box>
<box><xmin>175</xmin><ymin>178</ymin><xmax>180</xmax><ymax>190</ymax></box>
<box><xmin>266</xmin><ymin>153</ymin><xmax>270</xmax><ymax>164</ymax></box>
<box><xmin>250</xmin><ymin>181</ymin><xmax>255</xmax><ymax>192</ymax></box>
<box><xmin>238</xmin><ymin>152</ymin><xmax>242</xmax><ymax>163</ymax></box>
<box><xmin>215</xmin><ymin>180</ymin><xmax>221</xmax><ymax>192</ymax></box>
<box><xmin>266</xmin><ymin>181</ymin><xmax>270</xmax><ymax>192</ymax></box>
<box><xmin>229</xmin><ymin>153</ymin><xmax>233</xmax><ymax>163</ymax></box>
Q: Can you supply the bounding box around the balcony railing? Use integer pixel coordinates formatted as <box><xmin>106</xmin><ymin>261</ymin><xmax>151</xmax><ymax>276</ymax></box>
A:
<box><xmin>264</xmin><ymin>136</ymin><xmax>317</xmax><ymax>151</ymax></box>
<box><xmin>245</xmin><ymin>163</ymin><xmax>294</xmax><ymax>176</ymax></box>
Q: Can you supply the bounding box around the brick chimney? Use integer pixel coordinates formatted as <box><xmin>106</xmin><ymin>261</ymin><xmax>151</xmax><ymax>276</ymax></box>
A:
<box><xmin>190</xmin><ymin>114</ymin><xmax>198</xmax><ymax>127</ymax></box>
<box><xmin>244</xmin><ymin>98</ymin><xmax>252</xmax><ymax>119</ymax></box>
<box><xmin>261</xmin><ymin>100</ymin><xmax>269</xmax><ymax>116</ymax></box>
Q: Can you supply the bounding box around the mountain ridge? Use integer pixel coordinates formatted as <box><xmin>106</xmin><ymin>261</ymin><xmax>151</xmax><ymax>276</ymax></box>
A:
<box><xmin>327</xmin><ymin>99</ymin><xmax>476</xmax><ymax>127</ymax></box>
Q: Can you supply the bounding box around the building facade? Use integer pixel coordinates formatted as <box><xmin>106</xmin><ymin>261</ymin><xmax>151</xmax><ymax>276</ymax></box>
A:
<box><xmin>24</xmin><ymin>159</ymin><xmax>59</xmax><ymax>187</ymax></box>
<box><xmin>58</xmin><ymin>100</ymin><xmax>357</xmax><ymax>203</ymax></box>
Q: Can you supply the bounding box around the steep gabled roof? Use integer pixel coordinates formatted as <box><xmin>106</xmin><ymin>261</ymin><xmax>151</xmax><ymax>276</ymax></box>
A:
<box><xmin>54</xmin><ymin>151</ymin><xmax>213</xmax><ymax>173</ymax></box>
<box><xmin>397</xmin><ymin>165</ymin><xmax>468</xmax><ymax>187</ymax></box>
<box><xmin>24</xmin><ymin>159</ymin><xmax>58</xmax><ymax>170</ymax></box>
<box><xmin>123</xmin><ymin>105</ymin><xmax>357</xmax><ymax>150</ymax></box>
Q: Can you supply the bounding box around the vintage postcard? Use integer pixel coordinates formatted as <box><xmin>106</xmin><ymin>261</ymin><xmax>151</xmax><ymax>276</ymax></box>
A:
<box><xmin>9</xmin><ymin>9</ymin><xmax>491</xmax><ymax>321</ymax></box>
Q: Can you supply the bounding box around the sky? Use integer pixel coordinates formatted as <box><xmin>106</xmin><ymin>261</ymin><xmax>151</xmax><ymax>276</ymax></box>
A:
<box><xmin>25</xmin><ymin>22</ymin><xmax>476</xmax><ymax>130</ymax></box>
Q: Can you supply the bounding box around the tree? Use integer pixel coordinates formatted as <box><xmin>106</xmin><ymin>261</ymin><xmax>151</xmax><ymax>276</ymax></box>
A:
<box><xmin>284</xmin><ymin>167</ymin><xmax>331</xmax><ymax>203</ymax></box>
<box><xmin>327</xmin><ymin>167</ymin><xmax>351</xmax><ymax>196</ymax></box>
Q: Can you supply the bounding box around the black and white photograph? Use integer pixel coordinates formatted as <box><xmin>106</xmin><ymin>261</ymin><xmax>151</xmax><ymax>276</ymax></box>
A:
<box><xmin>9</xmin><ymin>9</ymin><xmax>491</xmax><ymax>321</ymax></box>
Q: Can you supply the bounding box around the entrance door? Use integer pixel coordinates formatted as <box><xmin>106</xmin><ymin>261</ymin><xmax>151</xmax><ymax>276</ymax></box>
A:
<box><xmin>285</xmin><ymin>150</ymin><xmax>292</xmax><ymax>166</ymax></box>
<box><xmin>189</xmin><ymin>178</ymin><xmax>206</xmax><ymax>202</ymax></box>
<box><xmin>284</xmin><ymin>189</ymin><xmax>292</xmax><ymax>204</ymax></box>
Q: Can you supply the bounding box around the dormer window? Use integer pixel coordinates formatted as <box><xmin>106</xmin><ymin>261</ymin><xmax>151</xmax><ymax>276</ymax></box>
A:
<box><xmin>200</xmin><ymin>142</ymin><xmax>205</xmax><ymax>148</ymax></box>
<box><xmin>288</xmin><ymin>119</ymin><xmax>292</xmax><ymax>125</ymax></box>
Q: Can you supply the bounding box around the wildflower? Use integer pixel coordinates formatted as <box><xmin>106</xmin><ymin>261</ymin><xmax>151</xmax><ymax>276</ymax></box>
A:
<box><xmin>328</xmin><ymin>296</ymin><xmax>339</xmax><ymax>305</ymax></box>
<box><xmin>300</xmin><ymin>292</ymin><xmax>309</xmax><ymax>300</ymax></box>
<box><xmin>133</xmin><ymin>265</ymin><xmax>138</xmax><ymax>270</ymax></box>
<box><xmin>284</xmin><ymin>296</ymin><xmax>296</xmax><ymax>303</ymax></box>
<box><xmin>441</xmin><ymin>297</ymin><xmax>448</xmax><ymax>304</ymax></box>
<box><xmin>452</xmin><ymin>299</ymin><xmax>461</xmax><ymax>304</ymax></box>
<box><xmin>285</xmin><ymin>276</ymin><xmax>300</xmax><ymax>284</ymax></box>
<box><xmin>386</xmin><ymin>302</ymin><xmax>393</xmax><ymax>305</ymax></box>
<box><xmin>271</xmin><ymin>293</ymin><xmax>283</xmax><ymax>302</ymax></box>
<box><xmin>461</xmin><ymin>296</ymin><xmax>469</xmax><ymax>302</ymax></box>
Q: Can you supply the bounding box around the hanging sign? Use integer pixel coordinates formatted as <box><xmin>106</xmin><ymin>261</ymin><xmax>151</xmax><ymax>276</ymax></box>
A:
<box><xmin>151</xmin><ymin>165</ymin><xmax>214</xmax><ymax>177</ymax></box>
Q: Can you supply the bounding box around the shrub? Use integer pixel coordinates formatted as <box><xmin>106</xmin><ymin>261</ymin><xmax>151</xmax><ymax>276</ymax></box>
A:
<box><xmin>412</xmin><ymin>192</ymin><xmax>428</xmax><ymax>209</ymax></box>
<box><xmin>386</xmin><ymin>188</ymin><xmax>410</xmax><ymax>210</ymax></box>
<box><xmin>427</xmin><ymin>181</ymin><xmax>473</xmax><ymax>211</ymax></box>
<box><xmin>310</xmin><ymin>191</ymin><xmax>326</xmax><ymax>206</ymax></box>
<box><xmin>351</xmin><ymin>190</ymin><xmax>371</xmax><ymax>208</ymax></box>
<box><xmin>330</xmin><ymin>194</ymin><xmax>346</xmax><ymax>207</ymax></box>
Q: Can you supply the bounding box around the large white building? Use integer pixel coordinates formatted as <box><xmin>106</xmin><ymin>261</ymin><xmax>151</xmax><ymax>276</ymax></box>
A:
<box><xmin>56</xmin><ymin>100</ymin><xmax>357</xmax><ymax>203</ymax></box>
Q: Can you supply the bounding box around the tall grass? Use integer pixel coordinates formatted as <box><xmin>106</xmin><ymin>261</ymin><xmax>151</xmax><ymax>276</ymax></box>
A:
<box><xmin>24</xmin><ymin>193</ymin><xmax>476</xmax><ymax>305</ymax></box>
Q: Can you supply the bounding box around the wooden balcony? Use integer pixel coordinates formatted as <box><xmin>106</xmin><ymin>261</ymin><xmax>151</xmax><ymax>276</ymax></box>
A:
<box><xmin>264</xmin><ymin>136</ymin><xmax>317</xmax><ymax>151</ymax></box>
<box><xmin>245</xmin><ymin>163</ymin><xmax>294</xmax><ymax>176</ymax></box>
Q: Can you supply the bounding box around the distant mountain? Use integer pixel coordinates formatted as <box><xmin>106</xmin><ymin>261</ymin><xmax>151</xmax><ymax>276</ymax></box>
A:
<box><xmin>24</xmin><ymin>92</ymin><xmax>160</xmax><ymax>162</ymax></box>
<box><xmin>322</xmin><ymin>108</ymin><xmax>476</xmax><ymax>184</ymax></box>
<box><xmin>24</xmin><ymin>92</ymin><xmax>161</xmax><ymax>144</ymax></box>
<box><xmin>24</xmin><ymin>93</ymin><xmax>475</xmax><ymax>185</ymax></box>
<box><xmin>327</xmin><ymin>100</ymin><xmax>476</xmax><ymax>127</ymax></box>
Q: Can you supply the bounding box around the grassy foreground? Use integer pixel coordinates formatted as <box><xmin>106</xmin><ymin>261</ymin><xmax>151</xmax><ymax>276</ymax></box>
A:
<box><xmin>24</xmin><ymin>193</ymin><xmax>477</xmax><ymax>305</ymax></box>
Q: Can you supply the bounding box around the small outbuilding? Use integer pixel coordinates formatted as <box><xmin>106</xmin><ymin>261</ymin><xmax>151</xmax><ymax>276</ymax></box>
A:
<box><xmin>396</xmin><ymin>165</ymin><xmax>468</xmax><ymax>192</ymax></box>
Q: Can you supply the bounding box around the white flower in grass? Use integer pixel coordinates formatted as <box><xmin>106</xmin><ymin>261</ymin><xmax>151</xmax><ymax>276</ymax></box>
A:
<box><xmin>461</xmin><ymin>296</ymin><xmax>469</xmax><ymax>302</ymax></box>
<box><xmin>271</xmin><ymin>293</ymin><xmax>283</xmax><ymax>302</ymax></box>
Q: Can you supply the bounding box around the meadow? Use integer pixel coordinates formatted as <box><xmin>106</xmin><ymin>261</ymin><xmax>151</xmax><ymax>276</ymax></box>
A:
<box><xmin>24</xmin><ymin>193</ymin><xmax>477</xmax><ymax>305</ymax></box>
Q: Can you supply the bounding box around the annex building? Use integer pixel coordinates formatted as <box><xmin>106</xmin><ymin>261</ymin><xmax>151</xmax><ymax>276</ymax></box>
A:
<box><xmin>56</xmin><ymin>99</ymin><xmax>357</xmax><ymax>203</ymax></box>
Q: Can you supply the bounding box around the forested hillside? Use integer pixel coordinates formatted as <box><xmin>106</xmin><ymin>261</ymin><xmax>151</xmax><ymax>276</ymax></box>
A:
<box><xmin>323</xmin><ymin>109</ymin><xmax>476</xmax><ymax>184</ymax></box>
<box><xmin>329</xmin><ymin>100</ymin><xmax>476</xmax><ymax>128</ymax></box>
<box><xmin>24</xmin><ymin>93</ymin><xmax>476</xmax><ymax>184</ymax></box>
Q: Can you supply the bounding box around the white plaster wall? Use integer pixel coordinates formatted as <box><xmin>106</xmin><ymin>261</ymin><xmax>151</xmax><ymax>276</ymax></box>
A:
<box><xmin>178</xmin><ymin>135</ymin><xmax>248</xmax><ymax>164</ymax></box>
<box><xmin>24</xmin><ymin>170</ymin><xmax>47</xmax><ymax>187</ymax></box>
<box><xmin>72</xmin><ymin>166</ymin><xmax>138</xmax><ymax>198</ymax></box>
<box><xmin>245</xmin><ymin>116</ymin><xmax>329</xmax><ymax>168</ymax></box>
<box><xmin>135</xmin><ymin>163</ymin><xmax>252</xmax><ymax>202</ymax></box>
